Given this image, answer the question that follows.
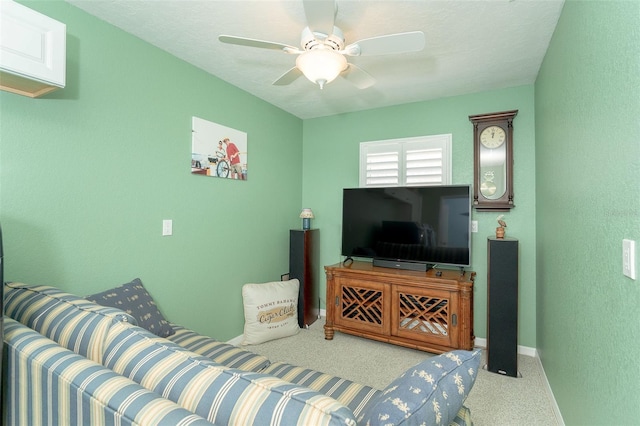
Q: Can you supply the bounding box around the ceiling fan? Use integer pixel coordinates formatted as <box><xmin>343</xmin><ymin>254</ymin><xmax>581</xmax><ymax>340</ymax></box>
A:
<box><xmin>218</xmin><ymin>0</ymin><xmax>425</xmax><ymax>90</ymax></box>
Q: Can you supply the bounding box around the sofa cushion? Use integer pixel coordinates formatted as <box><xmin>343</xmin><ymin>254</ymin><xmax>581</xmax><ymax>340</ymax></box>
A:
<box><xmin>86</xmin><ymin>278</ymin><xmax>175</xmax><ymax>338</ymax></box>
<box><xmin>103</xmin><ymin>321</ymin><xmax>357</xmax><ymax>425</ymax></box>
<box><xmin>167</xmin><ymin>324</ymin><xmax>270</xmax><ymax>372</ymax></box>
<box><xmin>359</xmin><ymin>350</ymin><xmax>481</xmax><ymax>426</ymax></box>
<box><xmin>3</xmin><ymin>318</ymin><xmax>213</xmax><ymax>426</ymax></box>
<box><xmin>450</xmin><ymin>405</ymin><xmax>473</xmax><ymax>426</ymax></box>
<box><xmin>241</xmin><ymin>279</ymin><xmax>300</xmax><ymax>345</ymax></box>
<box><xmin>4</xmin><ymin>282</ymin><xmax>136</xmax><ymax>364</ymax></box>
<box><xmin>262</xmin><ymin>361</ymin><xmax>381</xmax><ymax>419</ymax></box>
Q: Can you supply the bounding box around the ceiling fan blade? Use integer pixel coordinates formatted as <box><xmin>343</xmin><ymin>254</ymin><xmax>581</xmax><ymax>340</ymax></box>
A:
<box><xmin>273</xmin><ymin>67</ymin><xmax>303</xmax><ymax>86</ymax></box>
<box><xmin>341</xmin><ymin>64</ymin><xmax>375</xmax><ymax>89</ymax></box>
<box><xmin>219</xmin><ymin>35</ymin><xmax>300</xmax><ymax>53</ymax></box>
<box><xmin>303</xmin><ymin>0</ymin><xmax>336</xmax><ymax>35</ymax></box>
<box><xmin>344</xmin><ymin>31</ymin><xmax>425</xmax><ymax>56</ymax></box>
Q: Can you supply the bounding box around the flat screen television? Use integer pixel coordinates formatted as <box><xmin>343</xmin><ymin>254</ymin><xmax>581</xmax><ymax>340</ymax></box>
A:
<box><xmin>341</xmin><ymin>185</ymin><xmax>471</xmax><ymax>271</ymax></box>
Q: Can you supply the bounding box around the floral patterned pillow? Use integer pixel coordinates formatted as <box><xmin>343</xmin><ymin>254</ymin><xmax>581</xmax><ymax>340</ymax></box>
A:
<box><xmin>359</xmin><ymin>349</ymin><xmax>481</xmax><ymax>425</ymax></box>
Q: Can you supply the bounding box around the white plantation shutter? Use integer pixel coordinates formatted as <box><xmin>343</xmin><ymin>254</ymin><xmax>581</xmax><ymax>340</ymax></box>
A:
<box><xmin>363</xmin><ymin>144</ymin><xmax>400</xmax><ymax>186</ymax></box>
<box><xmin>360</xmin><ymin>135</ymin><xmax>451</xmax><ymax>187</ymax></box>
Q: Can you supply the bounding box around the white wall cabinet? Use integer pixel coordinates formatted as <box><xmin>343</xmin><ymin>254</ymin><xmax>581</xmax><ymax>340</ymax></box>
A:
<box><xmin>0</xmin><ymin>0</ymin><xmax>66</xmax><ymax>97</ymax></box>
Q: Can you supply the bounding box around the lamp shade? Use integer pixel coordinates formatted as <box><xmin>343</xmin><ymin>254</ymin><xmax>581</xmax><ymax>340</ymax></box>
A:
<box><xmin>299</xmin><ymin>208</ymin><xmax>314</xmax><ymax>219</ymax></box>
<box><xmin>296</xmin><ymin>48</ymin><xmax>347</xmax><ymax>89</ymax></box>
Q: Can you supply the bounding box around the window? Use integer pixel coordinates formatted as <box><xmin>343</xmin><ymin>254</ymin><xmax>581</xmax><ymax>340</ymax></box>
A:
<box><xmin>359</xmin><ymin>134</ymin><xmax>452</xmax><ymax>187</ymax></box>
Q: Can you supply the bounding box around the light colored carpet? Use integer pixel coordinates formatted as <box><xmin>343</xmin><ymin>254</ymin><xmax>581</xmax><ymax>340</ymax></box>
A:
<box><xmin>246</xmin><ymin>319</ymin><xmax>561</xmax><ymax>426</ymax></box>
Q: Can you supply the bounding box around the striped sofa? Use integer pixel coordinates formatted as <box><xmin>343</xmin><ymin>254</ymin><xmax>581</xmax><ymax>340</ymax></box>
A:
<box><xmin>3</xmin><ymin>282</ymin><xmax>476</xmax><ymax>425</ymax></box>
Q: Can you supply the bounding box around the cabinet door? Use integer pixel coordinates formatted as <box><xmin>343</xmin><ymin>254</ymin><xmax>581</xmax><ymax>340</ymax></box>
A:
<box><xmin>334</xmin><ymin>278</ymin><xmax>390</xmax><ymax>336</ymax></box>
<box><xmin>0</xmin><ymin>1</ymin><xmax>66</xmax><ymax>97</ymax></box>
<box><xmin>391</xmin><ymin>285</ymin><xmax>458</xmax><ymax>347</ymax></box>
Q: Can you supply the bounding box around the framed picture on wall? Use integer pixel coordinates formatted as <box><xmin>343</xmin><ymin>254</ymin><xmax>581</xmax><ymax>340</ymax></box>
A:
<box><xmin>191</xmin><ymin>116</ymin><xmax>248</xmax><ymax>180</ymax></box>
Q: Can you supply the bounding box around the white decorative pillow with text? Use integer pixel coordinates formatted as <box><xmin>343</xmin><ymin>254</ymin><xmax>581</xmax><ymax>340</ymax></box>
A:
<box><xmin>241</xmin><ymin>279</ymin><xmax>300</xmax><ymax>345</ymax></box>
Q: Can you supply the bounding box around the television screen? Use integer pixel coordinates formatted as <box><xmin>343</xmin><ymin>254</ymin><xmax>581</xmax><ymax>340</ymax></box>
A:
<box><xmin>342</xmin><ymin>185</ymin><xmax>471</xmax><ymax>269</ymax></box>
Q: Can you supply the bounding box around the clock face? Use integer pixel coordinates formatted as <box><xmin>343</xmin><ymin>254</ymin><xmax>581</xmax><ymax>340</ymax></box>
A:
<box><xmin>480</xmin><ymin>125</ymin><xmax>506</xmax><ymax>148</ymax></box>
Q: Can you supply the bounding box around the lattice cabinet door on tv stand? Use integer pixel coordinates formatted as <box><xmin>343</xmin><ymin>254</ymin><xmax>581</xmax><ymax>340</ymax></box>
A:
<box><xmin>324</xmin><ymin>261</ymin><xmax>475</xmax><ymax>354</ymax></box>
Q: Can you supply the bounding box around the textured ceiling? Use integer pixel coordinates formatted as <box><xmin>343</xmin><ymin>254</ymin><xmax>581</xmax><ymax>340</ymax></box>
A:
<box><xmin>66</xmin><ymin>0</ymin><xmax>564</xmax><ymax>119</ymax></box>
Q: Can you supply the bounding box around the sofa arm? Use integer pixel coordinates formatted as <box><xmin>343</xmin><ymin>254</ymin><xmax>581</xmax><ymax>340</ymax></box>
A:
<box><xmin>3</xmin><ymin>318</ymin><xmax>213</xmax><ymax>426</ymax></box>
<box><xmin>358</xmin><ymin>350</ymin><xmax>481</xmax><ymax>426</ymax></box>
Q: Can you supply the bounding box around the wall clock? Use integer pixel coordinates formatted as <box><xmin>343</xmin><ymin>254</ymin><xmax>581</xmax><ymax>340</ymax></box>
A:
<box><xmin>469</xmin><ymin>110</ymin><xmax>518</xmax><ymax>211</ymax></box>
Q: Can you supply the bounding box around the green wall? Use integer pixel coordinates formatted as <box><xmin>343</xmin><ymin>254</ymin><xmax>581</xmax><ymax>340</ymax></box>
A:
<box><xmin>302</xmin><ymin>85</ymin><xmax>538</xmax><ymax>347</ymax></box>
<box><xmin>535</xmin><ymin>1</ymin><xmax>640</xmax><ymax>423</ymax></box>
<box><xmin>0</xmin><ymin>1</ymin><xmax>303</xmax><ymax>341</ymax></box>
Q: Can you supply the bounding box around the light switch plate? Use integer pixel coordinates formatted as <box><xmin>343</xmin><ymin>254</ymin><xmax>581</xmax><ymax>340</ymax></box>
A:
<box><xmin>162</xmin><ymin>219</ymin><xmax>172</xmax><ymax>236</ymax></box>
<box><xmin>623</xmin><ymin>239</ymin><xmax>636</xmax><ymax>280</ymax></box>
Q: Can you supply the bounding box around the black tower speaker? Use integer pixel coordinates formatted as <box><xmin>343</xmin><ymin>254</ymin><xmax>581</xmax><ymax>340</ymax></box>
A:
<box><xmin>487</xmin><ymin>237</ymin><xmax>519</xmax><ymax>377</ymax></box>
<box><xmin>289</xmin><ymin>229</ymin><xmax>319</xmax><ymax>328</ymax></box>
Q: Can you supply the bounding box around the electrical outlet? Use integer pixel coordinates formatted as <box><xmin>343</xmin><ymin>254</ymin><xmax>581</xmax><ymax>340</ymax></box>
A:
<box><xmin>471</xmin><ymin>221</ymin><xmax>478</xmax><ymax>233</ymax></box>
<box><xmin>623</xmin><ymin>239</ymin><xmax>636</xmax><ymax>279</ymax></box>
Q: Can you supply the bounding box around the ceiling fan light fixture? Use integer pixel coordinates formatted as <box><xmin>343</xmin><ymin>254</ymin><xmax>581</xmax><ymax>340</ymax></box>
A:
<box><xmin>296</xmin><ymin>48</ymin><xmax>347</xmax><ymax>89</ymax></box>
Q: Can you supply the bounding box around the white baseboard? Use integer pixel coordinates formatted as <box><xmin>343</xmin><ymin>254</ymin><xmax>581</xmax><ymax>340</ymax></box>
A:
<box><xmin>227</xmin><ymin>334</ymin><xmax>243</xmax><ymax>346</ymax></box>
<box><xmin>535</xmin><ymin>349</ymin><xmax>566</xmax><ymax>426</ymax></box>
<box><xmin>473</xmin><ymin>339</ymin><xmax>564</xmax><ymax>424</ymax></box>
<box><xmin>473</xmin><ymin>337</ymin><xmax>537</xmax><ymax>358</ymax></box>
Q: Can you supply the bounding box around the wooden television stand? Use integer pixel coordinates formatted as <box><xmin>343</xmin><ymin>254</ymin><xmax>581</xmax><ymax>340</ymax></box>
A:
<box><xmin>324</xmin><ymin>261</ymin><xmax>475</xmax><ymax>354</ymax></box>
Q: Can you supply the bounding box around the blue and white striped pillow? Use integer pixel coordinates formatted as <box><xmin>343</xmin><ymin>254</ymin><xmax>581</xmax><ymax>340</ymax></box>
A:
<box><xmin>4</xmin><ymin>282</ymin><xmax>136</xmax><ymax>363</ymax></box>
